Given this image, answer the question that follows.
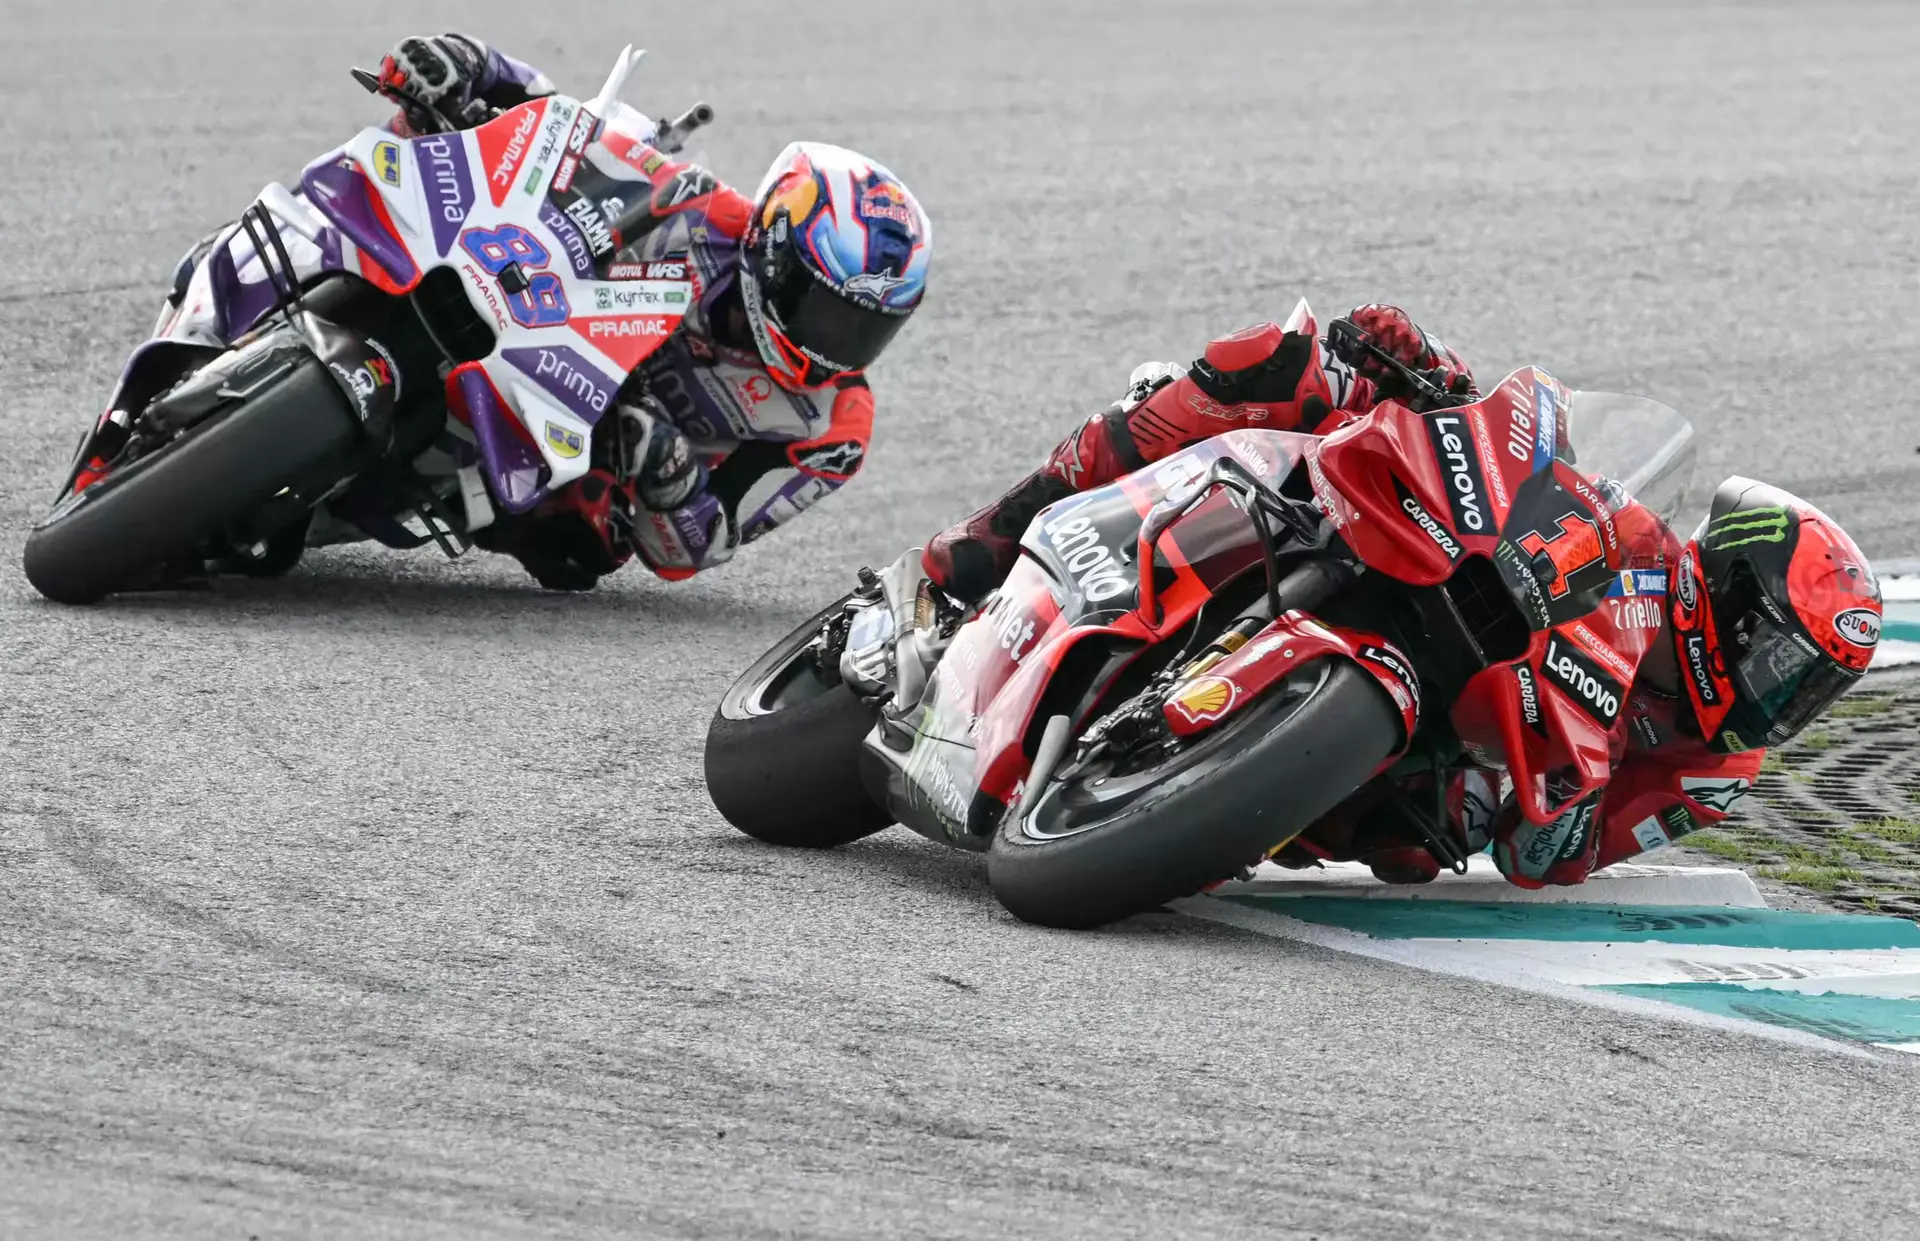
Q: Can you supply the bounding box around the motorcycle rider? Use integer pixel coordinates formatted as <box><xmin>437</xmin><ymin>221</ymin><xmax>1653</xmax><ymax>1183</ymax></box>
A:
<box><xmin>157</xmin><ymin>33</ymin><xmax>932</xmax><ymax>591</ymax></box>
<box><xmin>920</xmin><ymin>302</ymin><xmax>1882</xmax><ymax>887</ymax></box>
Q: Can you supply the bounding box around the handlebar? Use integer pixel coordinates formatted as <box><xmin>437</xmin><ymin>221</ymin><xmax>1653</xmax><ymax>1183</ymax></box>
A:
<box><xmin>1323</xmin><ymin>317</ymin><xmax>1474</xmax><ymax>414</ymax></box>
<box><xmin>651</xmin><ymin>102</ymin><xmax>714</xmax><ymax>155</ymax></box>
<box><xmin>350</xmin><ymin>65</ymin><xmax>495</xmax><ymax>135</ymax></box>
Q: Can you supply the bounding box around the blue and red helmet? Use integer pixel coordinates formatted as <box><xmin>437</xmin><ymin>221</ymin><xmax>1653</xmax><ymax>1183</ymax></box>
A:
<box><xmin>741</xmin><ymin>142</ymin><xmax>931</xmax><ymax>391</ymax></box>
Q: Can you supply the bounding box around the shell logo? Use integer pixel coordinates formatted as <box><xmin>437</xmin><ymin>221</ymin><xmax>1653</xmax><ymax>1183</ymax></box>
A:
<box><xmin>1169</xmin><ymin>676</ymin><xmax>1239</xmax><ymax>726</ymax></box>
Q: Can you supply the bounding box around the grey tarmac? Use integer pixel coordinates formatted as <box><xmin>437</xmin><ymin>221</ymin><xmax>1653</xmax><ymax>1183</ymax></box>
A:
<box><xmin>4</xmin><ymin>1</ymin><xmax>1919</xmax><ymax>1237</ymax></box>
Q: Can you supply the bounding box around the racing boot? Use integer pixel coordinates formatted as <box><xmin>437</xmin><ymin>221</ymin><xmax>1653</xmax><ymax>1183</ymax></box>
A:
<box><xmin>921</xmin><ymin>363</ymin><xmax>1182</xmax><ymax>604</ymax></box>
<box><xmin>922</xmin><ymin>468</ymin><xmax>1075</xmax><ymax>606</ymax></box>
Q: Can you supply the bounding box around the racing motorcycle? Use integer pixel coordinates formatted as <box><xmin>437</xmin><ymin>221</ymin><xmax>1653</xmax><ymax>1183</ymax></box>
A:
<box><xmin>704</xmin><ymin>309</ymin><xmax>1697</xmax><ymax>929</ymax></box>
<box><xmin>22</xmin><ymin>48</ymin><xmax>714</xmax><ymax>603</ymax></box>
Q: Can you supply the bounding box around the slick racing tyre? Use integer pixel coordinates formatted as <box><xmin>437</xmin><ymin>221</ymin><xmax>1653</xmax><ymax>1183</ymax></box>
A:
<box><xmin>704</xmin><ymin>594</ymin><xmax>895</xmax><ymax>848</ymax></box>
<box><xmin>22</xmin><ymin>355</ymin><xmax>358</xmax><ymax>605</ymax></box>
<box><xmin>990</xmin><ymin>659</ymin><xmax>1401</xmax><ymax>930</ymax></box>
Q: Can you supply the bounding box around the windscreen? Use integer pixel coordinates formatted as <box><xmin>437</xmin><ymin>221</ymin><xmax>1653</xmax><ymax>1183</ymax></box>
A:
<box><xmin>1559</xmin><ymin>390</ymin><xmax>1699</xmax><ymax>531</ymax></box>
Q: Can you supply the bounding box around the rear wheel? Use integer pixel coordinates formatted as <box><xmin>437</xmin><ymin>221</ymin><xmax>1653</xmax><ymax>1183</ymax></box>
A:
<box><xmin>704</xmin><ymin>595</ymin><xmax>894</xmax><ymax>848</ymax></box>
<box><xmin>988</xmin><ymin>659</ymin><xmax>1402</xmax><ymax>929</ymax></box>
<box><xmin>22</xmin><ymin>355</ymin><xmax>360</xmax><ymax>604</ymax></box>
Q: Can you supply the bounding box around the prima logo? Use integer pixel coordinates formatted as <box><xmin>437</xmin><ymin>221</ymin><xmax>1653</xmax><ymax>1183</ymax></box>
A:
<box><xmin>502</xmin><ymin>345</ymin><xmax>615</xmax><ymax>417</ymax></box>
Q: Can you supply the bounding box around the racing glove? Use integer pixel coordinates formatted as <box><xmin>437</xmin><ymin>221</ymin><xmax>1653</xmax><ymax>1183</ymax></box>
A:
<box><xmin>1346</xmin><ymin>304</ymin><xmax>1476</xmax><ymax>399</ymax></box>
<box><xmin>614</xmin><ymin>400</ymin><xmax>706</xmax><ymax>512</ymax></box>
<box><xmin>484</xmin><ymin>469</ymin><xmax>637</xmax><ymax>592</ymax></box>
<box><xmin>377</xmin><ymin>35</ymin><xmax>488</xmax><ymax>129</ymax></box>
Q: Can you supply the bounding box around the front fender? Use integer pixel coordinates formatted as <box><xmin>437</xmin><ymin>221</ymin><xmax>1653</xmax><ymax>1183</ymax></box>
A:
<box><xmin>1161</xmin><ymin>610</ymin><xmax>1420</xmax><ymax>759</ymax></box>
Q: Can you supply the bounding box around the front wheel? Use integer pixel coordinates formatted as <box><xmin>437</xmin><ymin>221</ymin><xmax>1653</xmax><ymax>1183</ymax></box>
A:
<box><xmin>703</xmin><ymin>595</ymin><xmax>894</xmax><ymax>848</ymax></box>
<box><xmin>989</xmin><ymin>659</ymin><xmax>1402</xmax><ymax>929</ymax></box>
<box><xmin>21</xmin><ymin>355</ymin><xmax>359</xmax><ymax>604</ymax></box>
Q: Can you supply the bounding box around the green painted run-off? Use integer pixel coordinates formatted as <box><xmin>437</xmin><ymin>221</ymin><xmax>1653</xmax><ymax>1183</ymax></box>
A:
<box><xmin>1220</xmin><ymin>895</ymin><xmax>1920</xmax><ymax>950</ymax></box>
<box><xmin>1600</xmin><ymin>983</ymin><xmax>1920</xmax><ymax>1045</ymax></box>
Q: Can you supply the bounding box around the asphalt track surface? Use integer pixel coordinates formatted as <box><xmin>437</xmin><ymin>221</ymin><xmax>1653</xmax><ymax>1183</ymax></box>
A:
<box><xmin>5</xmin><ymin>1</ymin><xmax>1920</xmax><ymax>1237</ymax></box>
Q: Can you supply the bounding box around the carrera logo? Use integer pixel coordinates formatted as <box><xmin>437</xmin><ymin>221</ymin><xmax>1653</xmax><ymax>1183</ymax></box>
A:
<box><xmin>1396</xmin><ymin>481</ymin><xmax>1461</xmax><ymax>560</ymax></box>
<box><xmin>1541</xmin><ymin>633</ymin><xmax>1623</xmax><ymax>725</ymax></box>
<box><xmin>1513</xmin><ymin>662</ymin><xmax>1545</xmax><ymax>734</ymax></box>
<box><xmin>1424</xmin><ymin>413</ymin><xmax>1489</xmax><ymax>533</ymax></box>
<box><xmin>1043</xmin><ymin>513</ymin><xmax>1132</xmax><ymax>602</ymax></box>
<box><xmin>1683</xmin><ymin>631</ymin><xmax>1720</xmax><ymax>707</ymax></box>
<box><xmin>1169</xmin><ymin>676</ymin><xmax>1239</xmax><ymax>726</ymax></box>
<box><xmin>1835</xmin><ymin>607</ymin><xmax>1881</xmax><ymax>648</ymax></box>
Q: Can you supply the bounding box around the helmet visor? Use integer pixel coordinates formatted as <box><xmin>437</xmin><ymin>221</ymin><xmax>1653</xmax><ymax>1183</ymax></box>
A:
<box><xmin>1725</xmin><ymin>606</ymin><xmax>1860</xmax><ymax>747</ymax></box>
<box><xmin>764</xmin><ymin>270</ymin><xmax>909</xmax><ymax>377</ymax></box>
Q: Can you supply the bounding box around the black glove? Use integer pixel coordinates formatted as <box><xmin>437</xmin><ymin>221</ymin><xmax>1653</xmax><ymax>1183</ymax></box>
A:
<box><xmin>615</xmin><ymin>400</ymin><xmax>706</xmax><ymax>512</ymax></box>
<box><xmin>377</xmin><ymin>35</ymin><xmax>485</xmax><ymax>129</ymax></box>
<box><xmin>474</xmin><ymin>470</ymin><xmax>638</xmax><ymax>592</ymax></box>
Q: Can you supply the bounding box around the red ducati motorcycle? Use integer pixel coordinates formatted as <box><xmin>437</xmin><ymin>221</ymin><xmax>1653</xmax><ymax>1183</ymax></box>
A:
<box><xmin>704</xmin><ymin>316</ymin><xmax>1696</xmax><ymax>928</ymax></box>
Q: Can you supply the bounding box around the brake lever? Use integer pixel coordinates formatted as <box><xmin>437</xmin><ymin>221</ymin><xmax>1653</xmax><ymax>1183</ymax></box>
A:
<box><xmin>349</xmin><ymin>64</ymin><xmax>465</xmax><ymax>135</ymax></box>
<box><xmin>1325</xmin><ymin>317</ymin><xmax>1461</xmax><ymax>413</ymax></box>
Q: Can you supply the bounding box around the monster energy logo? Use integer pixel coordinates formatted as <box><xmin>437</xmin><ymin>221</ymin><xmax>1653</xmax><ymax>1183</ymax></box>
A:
<box><xmin>1705</xmin><ymin>506</ymin><xmax>1790</xmax><ymax>550</ymax></box>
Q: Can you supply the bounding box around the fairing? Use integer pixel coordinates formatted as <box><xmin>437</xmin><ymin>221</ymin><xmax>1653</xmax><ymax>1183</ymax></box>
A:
<box><xmin>888</xmin><ymin>430</ymin><xmax>1316</xmax><ymax>844</ymax></box>
<box><xmin>1315</xmin><ymin>368</ymin><xmax>1697</xmax><ymax>820</ymax></box>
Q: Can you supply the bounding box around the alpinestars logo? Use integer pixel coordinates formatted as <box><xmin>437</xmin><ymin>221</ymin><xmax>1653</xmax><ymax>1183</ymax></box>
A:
<box><xmin>1540</xmin><ymin>633</ymin><xmax>1624</xmax><ymax>726</ymax></box>
<box><xmin>1706</xmin><ymin>506</ymin><xmax>1791</xmax><ymax>550</ymax></box>
<box><xmin>793</xmin><ymin>440</ymin><xmax>864</xmax><ymax>478</ymax></box>
<box><xmin>1679</xmin><ymin>776</ymin><xmax>1751</xmax><ymax>816</ymax></box>
<box><xmin>1424</xmin><ymin>412</ymin><xmax>1490</xmax><ymax>534</ymax></box>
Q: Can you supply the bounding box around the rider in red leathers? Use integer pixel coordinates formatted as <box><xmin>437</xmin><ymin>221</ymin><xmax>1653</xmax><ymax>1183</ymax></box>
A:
<box><xmin>921</xmin><ymin>303</ymin><xmax>1882</xmax><ymax>889</ymax></box>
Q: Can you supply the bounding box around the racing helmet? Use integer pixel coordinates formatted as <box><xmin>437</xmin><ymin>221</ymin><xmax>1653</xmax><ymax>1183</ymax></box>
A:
<box><xmin>1671</xmin><ymin>477</ymin><xmax>1881</xmax><ymax>753</ymax></box>
<box><xmin>740</xmin><ymin>142</ymin><xmax>931</xmax><ymax>391</ymax></box>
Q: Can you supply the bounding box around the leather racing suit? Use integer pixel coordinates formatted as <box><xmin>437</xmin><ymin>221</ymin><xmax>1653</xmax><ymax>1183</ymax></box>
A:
<box><xmin>922</xmin><ymin>300</ymin><xmax>1764</xmax><ymax>887</ymax></box>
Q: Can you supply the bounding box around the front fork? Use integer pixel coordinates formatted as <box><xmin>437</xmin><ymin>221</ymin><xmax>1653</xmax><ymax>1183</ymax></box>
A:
<box><xmin>837</xmin><ymin>549</ymin><xmax>965</xmax><ymax>713</ymax></box>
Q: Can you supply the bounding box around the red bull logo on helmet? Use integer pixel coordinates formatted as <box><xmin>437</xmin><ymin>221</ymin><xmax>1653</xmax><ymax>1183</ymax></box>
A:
<box><xmin>858</xmin><ymin>180</ymin><xmax>919</xmax><ymax>234</ymax></box>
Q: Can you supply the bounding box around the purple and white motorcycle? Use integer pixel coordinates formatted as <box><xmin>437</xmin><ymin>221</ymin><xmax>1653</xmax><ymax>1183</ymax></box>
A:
<box><xmin>23</xmin><ymin>49</ymin><xmax>711</xmax><ymax>603</ymax></box>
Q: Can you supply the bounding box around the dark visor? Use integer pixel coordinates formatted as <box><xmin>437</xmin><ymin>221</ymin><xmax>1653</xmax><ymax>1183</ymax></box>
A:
<box><xmin>1728</xmin><ymin>609</ymin><xmax>1859</xmax><ymax>746</ymax></box>
<box><xmin>765</xmin><ymin>271</ymin><xmax>909</xmax><ymax>375</ymax></box>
